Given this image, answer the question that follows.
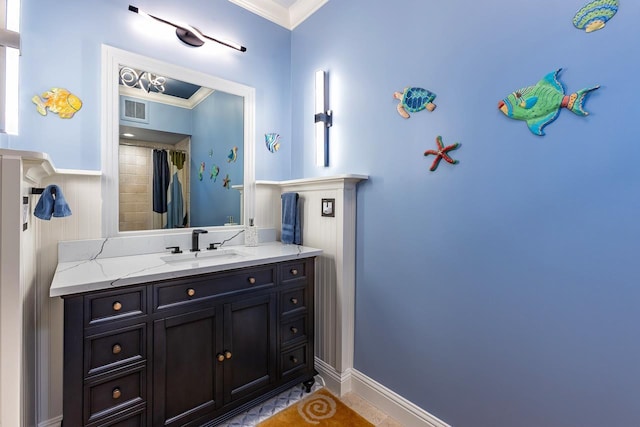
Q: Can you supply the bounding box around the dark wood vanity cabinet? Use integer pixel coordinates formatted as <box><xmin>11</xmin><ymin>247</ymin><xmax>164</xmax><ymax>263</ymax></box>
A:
<box><xmin>62</xmin><ymin>258</ymin><xmax>315</xmax><ymax>427</ymax></box>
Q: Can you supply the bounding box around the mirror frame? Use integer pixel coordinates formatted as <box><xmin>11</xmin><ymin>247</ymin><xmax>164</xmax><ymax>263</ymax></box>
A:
<box><xmin>101</xmin><ymin>44</ymin><xmax>255</xmax><ymax>237</ymax></box>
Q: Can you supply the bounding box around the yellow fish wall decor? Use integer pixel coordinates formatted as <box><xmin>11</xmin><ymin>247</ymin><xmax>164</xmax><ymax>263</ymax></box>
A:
<box><xmin>32</xmin><ymin>88</ymin><xmax>83</xmax><ymax>119</ymax></box>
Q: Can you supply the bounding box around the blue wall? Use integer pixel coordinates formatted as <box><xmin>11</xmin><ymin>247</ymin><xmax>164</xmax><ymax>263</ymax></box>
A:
<box><xmin>291</xmin><ymin>1</ymin><xmax>640</xmax><ymax>426</ymax></box>
<box><xmin>13</xmin><ymin>0</ymin><xmax>292</xmax><ymax>179</ymax></box>
<box><xmin>119</xmin><ymin>96</ymin><xmax>192</xmax><ymax>134</ymax></box>
<box><xmin>12</xmin><ymin>0</ymin><xmax>640</xmax><ymax>426</ymax></box>
<box><xmin>191</xmin><ymin>90</ymin><xmax>244</xmax><ymax>226</ymax></box>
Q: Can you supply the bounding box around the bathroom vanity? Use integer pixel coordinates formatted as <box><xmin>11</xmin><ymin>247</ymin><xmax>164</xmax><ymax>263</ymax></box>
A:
<box><xmin>51</xmin><ymin>243</ymin><xmax>320</xmax><ymax>427</ymax></box>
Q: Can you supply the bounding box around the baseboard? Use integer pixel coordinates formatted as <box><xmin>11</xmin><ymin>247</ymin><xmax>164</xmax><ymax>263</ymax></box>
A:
<box><xmin>314</xmin><ymin>357</ymin><xmax>352</xmax><ymax>396</ymax></box>
<box><xmin>315</xmin><ymin>357</ymin><xmax>450</xmax><ymax>427</ymax></box>
<box><xmin>350</xmin><ymin>369</ymin><xmax>451</xmax><ymax>427</ymax></box>
<box><xmin>38</xmin><ymin>415</ymin><xmax>62</xmax><ymax>427</ymax></box>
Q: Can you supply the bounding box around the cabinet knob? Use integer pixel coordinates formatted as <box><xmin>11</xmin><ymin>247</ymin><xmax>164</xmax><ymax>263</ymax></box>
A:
<box><xmin>112</xmin><ymin>301</ymin><xmax>122</xmax><ymax>311</ymax></box>
<box><xmin>248</xmin><ymin>277</ymin><xmax>256</xmax><ymax>285</ymax></box>
<box><xmin>290</xmin><ymin>298</ymin><xmax>298</xmax><ymax>305</ymax></box>
<box><xmin>291</xmin><ymin>327</ymin><xmax>298</xmax><ymax>334</ymax></box>
<box><xmin>187</xmin><ymin>288</ymin><xmax>196</xmax><ymax>297</ymax></box>
<box><xmin>290</xmin><ymin>269</ymin><xmax>298</xmax><ymax>276</ymax></box>
<box><xmin>224</xmin><ymin>351</ymin><xmax>232</xmax><ymax>360</ymax></box>
<box><xmin>216</xmin><ymin>353</ymin><xmax>225</xmax><ymax>362</ymax></box>
<box><xmin>290</xmin><ymin>356</ymin><xmax>298</xmax><ymax>364</ymax></box>
<box><xmin>112</xmin><ymin>388</ymin><xmax>121</xmax><ymax>399</ymax></box>
<box><xmin>112</xmin><ymin>344</ymin><xmax>122</xmax><ymax>355</ymax></box>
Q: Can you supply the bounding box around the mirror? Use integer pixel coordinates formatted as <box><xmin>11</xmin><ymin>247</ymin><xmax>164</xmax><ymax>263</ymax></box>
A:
<box><xmin>101</xmin><ymin>45</ymin><xmax>255</xmax><ymax>237</ymax></box>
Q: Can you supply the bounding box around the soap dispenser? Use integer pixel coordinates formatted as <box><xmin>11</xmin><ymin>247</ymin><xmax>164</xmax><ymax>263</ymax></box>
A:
<box><xmin>245</xmin><ymin>218</ymin><xmax>258</xmax><ymax>247</ymax></box>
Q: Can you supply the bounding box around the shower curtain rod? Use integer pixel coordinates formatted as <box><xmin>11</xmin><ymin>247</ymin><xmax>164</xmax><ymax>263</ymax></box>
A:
<box><xmin>120</xmin><ymin>141</ymin><xmax>187</xmax><ymax>153</ymax></box>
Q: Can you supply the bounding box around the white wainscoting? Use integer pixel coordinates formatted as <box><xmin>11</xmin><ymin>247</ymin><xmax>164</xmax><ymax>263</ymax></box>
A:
<box><xmin>255</xmin><ymin>174</ymin><xmax>367</xmax><ymax>396</ymax></box>
<box><xmin>35</xmin><ymin>173</ymin><xmax>102</xmax><ymax>426</ymax></box>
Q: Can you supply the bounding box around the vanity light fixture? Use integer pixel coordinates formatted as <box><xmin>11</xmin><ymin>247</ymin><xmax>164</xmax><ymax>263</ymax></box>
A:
<box><xmin>128</xmin><ymin>5</ymin><xmax>247</xmax><ymax>52</ymax></box>
<box><xmin>314</xmin><ymin>70</ymin><xmax>332</xmax><ymax>167</ymax></box>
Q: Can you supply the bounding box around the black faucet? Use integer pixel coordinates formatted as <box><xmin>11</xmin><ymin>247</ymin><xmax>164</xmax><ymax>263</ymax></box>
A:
<box><xmin>191</xmin><ymin>229</ymin><xmax>208</xmax><ymax>252</ymax></box>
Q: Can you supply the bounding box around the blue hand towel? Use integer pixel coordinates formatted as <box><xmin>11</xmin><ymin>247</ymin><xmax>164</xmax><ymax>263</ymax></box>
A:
<box><xmin>34</xmin><ymin>185</ymin><xmax>72</xmax><ymax>220</ymax></box>
<box><xmin>281</xmin><ymin>192</ymin><xmax>301</xmax><ymax>245</ymax></box>
<box><xmin>52</xmin><ymin>185</ymin><xmax>72</xmax><ymax>218</ymax></box>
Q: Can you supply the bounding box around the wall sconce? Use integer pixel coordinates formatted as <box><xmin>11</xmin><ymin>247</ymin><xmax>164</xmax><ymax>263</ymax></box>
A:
<box><xmin>314</xmin><ymin>70</ymin><xmax>332</xmax><ymax>167</ymax></box>
<box><xmin>128</xmin><ymin>5</ymin><xmax>247</xmax><ymax>52</ymax></box>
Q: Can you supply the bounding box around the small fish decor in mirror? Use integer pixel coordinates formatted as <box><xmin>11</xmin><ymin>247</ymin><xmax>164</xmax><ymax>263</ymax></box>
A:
<box><xmin>210</xmin><ymin>165</ymin><xmax>220</xmax><ymax>181</ymax></box>
<box><xmin>265</xmin><ymin>133</ymin><xmax>281</xmax><ymax>153</ymax></box>
<box><xmin>498</xmin><ymin>69</ymin><xmax>599</xmax><ymax>136</ymax></box>
<box><xmin>223</xmin><ymin>174</ymin><xmax>231</xmax><ymax>189</ymax></box>
<box><xmin>198</xmin><ymin>162</ymin><xmax>205</xmax><ymax>181</ymax></box>
<box><xmin>227</xmin><ymin>146</ymin><xmax>238</xmax><ymax>163</ymax></box>
<box><xmin>393</xmin><ymin>87</ymin><xmax>436</xmax><ymax>118</ymax></box>
<box><xmin>573</xmin><ymin>0</ymin><xmax>618</xmax><ymax>33</ymax></box>
<box><xmin>32</xmin><ymin>88</ymin><xmax>82</xmax><ymax>119</ymax></box>
<box><xmin>424</xmin><ymin>136</ymin><xmax>460</xmax><ymax>172</ymax></box>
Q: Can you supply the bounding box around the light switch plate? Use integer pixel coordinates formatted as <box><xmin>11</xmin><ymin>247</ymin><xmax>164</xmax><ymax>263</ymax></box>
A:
<box><xmin>321</xmin><ymin>198</ymin><xmax>335</xmax><ymax>217</ymax></box>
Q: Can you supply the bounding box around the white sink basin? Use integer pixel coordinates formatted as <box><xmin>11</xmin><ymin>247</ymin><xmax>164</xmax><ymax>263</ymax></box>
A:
<box><xmin>161</xmin><ymin>248</ymin><xmax>246</xmax><ymax>264</ymax></box>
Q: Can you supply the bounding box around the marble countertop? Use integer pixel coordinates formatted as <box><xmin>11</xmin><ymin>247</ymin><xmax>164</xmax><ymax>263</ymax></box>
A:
<box><xmin>50</xmin><ymin>242</ymin><xmax>322</xmax><ymax>297</ymax></box>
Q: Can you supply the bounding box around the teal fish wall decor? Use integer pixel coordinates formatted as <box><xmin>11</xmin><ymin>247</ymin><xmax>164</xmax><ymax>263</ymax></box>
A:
<box><xmin>227</xmin><ymin>146</ymin><xmax>238</xmax><ymax>163</ymax></box>
<box><xmin>198</xmin><ymin>162</ymin><xmax>205</xmax><ymax>181</ymax></box>
<box><xmin>497</xmin><ymin>69</ymin><xmax>599</xmax><ymax>136</ymax></box>
<box><xmin>573</xmin><ymin>0</ymin><xmax>618</xmax><ymax>33</ymax></box>
<box><xmin>210</xmin><ymin>165</ymin><xmax>220</xmax><ymax>181</ymax></box>
<box><xmin>265</xmin><ymin>133</ymin><xmax>281</xmax><ymax>153</ymax></box>
<box><xmin>393</xmin><ymin>87</ymin><xmax>437</xmax><ymax>118</ymax></box>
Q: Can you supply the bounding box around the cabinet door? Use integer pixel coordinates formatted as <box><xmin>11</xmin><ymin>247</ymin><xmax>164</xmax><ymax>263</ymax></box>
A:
<box><xmin>223</xmin><ymin>293</ymin><xmax>277</xmax><ymax>405</ymax></box>
<box><xmin>153</xmin><ymin>307</ymin><xmax>222</xmax><ymax>427</ymax></box>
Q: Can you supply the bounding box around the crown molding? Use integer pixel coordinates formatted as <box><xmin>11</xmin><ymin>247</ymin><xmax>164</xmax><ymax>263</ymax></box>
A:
<box><xmin>228</xmin><ymin>0</ymin><xmax>328</xmax><ymax>30</ymax></box>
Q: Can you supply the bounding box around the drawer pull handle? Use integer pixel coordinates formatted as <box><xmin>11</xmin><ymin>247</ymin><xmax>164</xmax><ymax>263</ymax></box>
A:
<box><xmin>224</xmin><ymin>351</ymin><xmax>233</xmax><ymax>360</ymax></box>
<box><xmin>290</xmin><ymin>298</ymin><xmax>298</xmax><ymax>305</ymax></box>
<box><xmin>187</xmin><ymin>288</ymin><xmax>196</xmax><ymax>297</ymax></box>
<box><xmin>248</xmin><ymin>277</ymin><xmax>256</xmax><ymax>285</ymax></box>
<box><xmin>112</xmin><ymin>301</ymin><xmax>122</xmax><ymax>311</ymax></box>
<box><xmin>290</xmin><ymin>356</ymin><xmax>298</xmax><ymax>364</ymax></box>
<box><xmin>112</xmin><ymin>344</ymin><xmax>122</xmax><ymax>355</ymax></box>
<box><xmin>112</xmin><ymin>388</ymin><xmax>122</xmax><ymax>399</ymax></box>
<box><xmin>216</xmin><ymin>353</ymin><xmax>225</xmax><ymax>362</ymax></box>
<box><xmin>291</xmin><ymin>269</ymin><xmax>298</xmax><ymax>276</ymax></box>
<box><xmin>290</xmin><ymin>327</ymin><xmax>298</xmax><ymax>334</ymax></box>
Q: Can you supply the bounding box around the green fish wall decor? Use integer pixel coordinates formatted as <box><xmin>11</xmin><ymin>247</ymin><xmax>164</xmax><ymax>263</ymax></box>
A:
<box><xmin>498</xmin><ymin>69</ymin><xmax>599</xmax><ymax>136</ymax></box>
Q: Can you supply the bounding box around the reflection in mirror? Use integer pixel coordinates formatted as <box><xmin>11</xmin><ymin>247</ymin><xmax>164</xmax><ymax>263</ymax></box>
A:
<box><xmin>102</xmin><ymin>45</ymin><xmax>255</xmax><ymax>237</ymax></box>
<box><xmin>118</xmin><ymin>72</ymin><xmax>244</xmax><ymax>231</ymax></box>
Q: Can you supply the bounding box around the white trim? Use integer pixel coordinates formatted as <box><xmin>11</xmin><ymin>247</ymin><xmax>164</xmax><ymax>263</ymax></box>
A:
<box><xmin>351</xmin><ymin>370</ymin><xmax>452</xmax><ymax>427</ymax></box>
<box><xmin>119</xmin><ymin>85</ymin><xmax>214</xmax><ymax>110</ymax></box>
<box><xmin>228</xmin><ymin>0</ymin><xmax>328</xmax><ymax>30</ymax></box>
<box><xmin>315</xmin><ymin>356</ymin><xmax>352</xmax><ymax>396</ymax></box>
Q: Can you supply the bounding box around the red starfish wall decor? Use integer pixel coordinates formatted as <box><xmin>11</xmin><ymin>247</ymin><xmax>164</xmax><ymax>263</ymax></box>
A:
<box><xmin>424</xmin><ymin>135</ymin><xmax>460</xmax><ymax>171</ymax></box>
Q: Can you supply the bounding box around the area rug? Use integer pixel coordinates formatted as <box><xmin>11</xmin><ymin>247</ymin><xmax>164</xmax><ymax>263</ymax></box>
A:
<box><xmin>257</xmin><ymin>388</ymin><xmax>374</xmax><ymax>426</ymax></box>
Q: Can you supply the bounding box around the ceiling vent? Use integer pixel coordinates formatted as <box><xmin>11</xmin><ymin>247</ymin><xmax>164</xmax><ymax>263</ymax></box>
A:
<box><xmin>121</xmin><ymin>98</ymin><xmax>149</xmax><ymax>123</ymax></box>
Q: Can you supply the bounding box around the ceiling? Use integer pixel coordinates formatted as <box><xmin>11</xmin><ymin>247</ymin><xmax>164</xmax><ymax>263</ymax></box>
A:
<box><xmin>228</xmin><ymin>0</ymin><xmax>328</xmax><ymax>30</ymax></box>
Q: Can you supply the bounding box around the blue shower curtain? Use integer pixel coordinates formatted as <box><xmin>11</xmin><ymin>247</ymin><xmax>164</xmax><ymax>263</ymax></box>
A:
<box><xmin>153</xmin><ymin>149</ymin><xmax>170</xmax><ymax>213</ymax></box>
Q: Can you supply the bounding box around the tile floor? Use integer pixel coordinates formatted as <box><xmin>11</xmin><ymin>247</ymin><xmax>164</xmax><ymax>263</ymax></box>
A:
<box><xmin>218</xmin><ymin>376</ymin><xmax>403</xmax><ymax>426</ymax></box>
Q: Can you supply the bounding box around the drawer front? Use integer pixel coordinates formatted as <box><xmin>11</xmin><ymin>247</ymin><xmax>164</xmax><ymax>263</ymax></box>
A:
<box><xmin>85</xmin><ymin>287</ymin><xmax>146</xmax><ymax>327</ymax></box>
<box><xmin>85</xmin><ymin>367</ymin><xmax>145</xmax><ymax>425</ymax></box>
<box><xmin>86</xmin><ymin>324</ymin><xmax>146</xmax><ymax>376</ymax></box>
<box><xmin>281</xmin><ymin>345</ymin><xmax>308</xmax><ymax>377</ymax></box>
<box><xmin>105</xmin><ymin>411</ymin><xmax>145</xmax><ymax>427</ymax></box>
<box><xmin>280</xmin><ymin>316</ymin><xmax>307</xmax><ymax>347</ymax></box>
<box><xmin>279</xmin><ymin>261</ymin><xmax>307</xmax><ymax>283</ymax></box>
<box><xmin>281</xmin><ymin>287</ymin><xmax>307</xmax><ymax>316</ymax></box>
<box><xmin>154</xmin><ymin>267</ymin><xmax>275</xmax><ymax>311</ymax></box>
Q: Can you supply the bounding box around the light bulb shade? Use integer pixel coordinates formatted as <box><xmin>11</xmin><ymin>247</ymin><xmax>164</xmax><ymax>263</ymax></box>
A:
<box><xmin>315</xmin><ymin>70</ymin><xmax>331</xmax><ymax>167</ymax></box>
<box><xmin>128</xmin><ymin>5</ymin><xmax>247</xmax><ymax>52</ymax></box>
